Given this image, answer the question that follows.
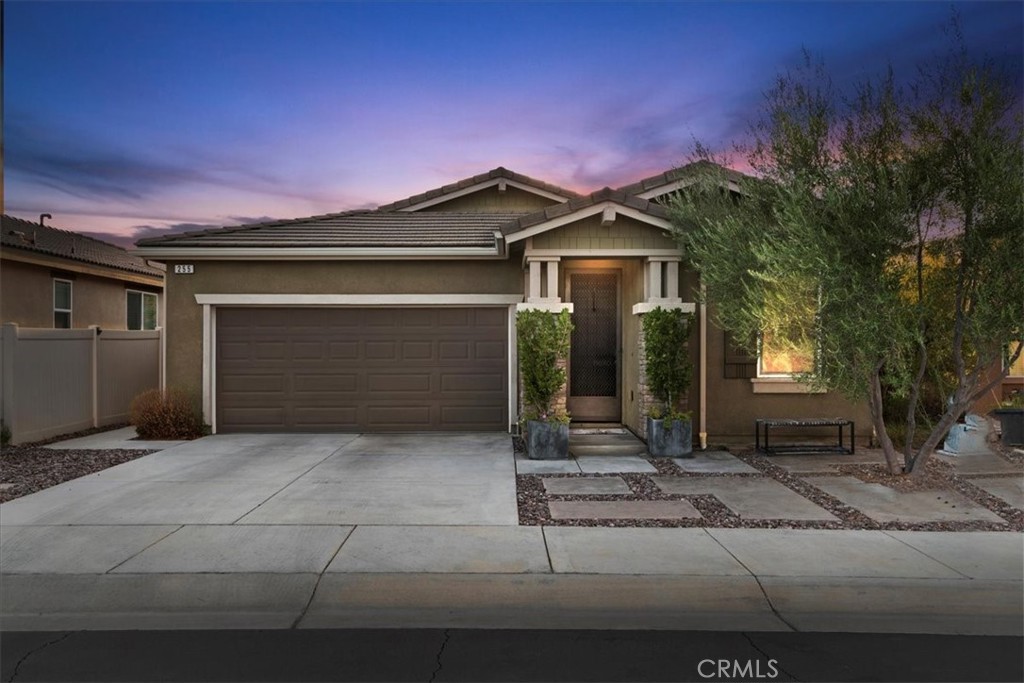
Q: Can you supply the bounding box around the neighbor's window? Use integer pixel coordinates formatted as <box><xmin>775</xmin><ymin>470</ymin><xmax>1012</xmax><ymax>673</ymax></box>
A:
<box><xmin>757</xmin><ymin>331</ymin><xmax>815</xmax><ymax>377</ymax></box>
<box><xmin>1007</xmin><ymin>342</ymin><xmax>1024</xmax><ymax>377</ymax></box>
<box><xmin>53</xmin><ymin>279</ymin><xmax>72</xmax><ymax>329</ymax></box>
<box><xmin>127</xmin><ymin>290</ymin><xmax>158</xmax><ymax>330</ymax></box>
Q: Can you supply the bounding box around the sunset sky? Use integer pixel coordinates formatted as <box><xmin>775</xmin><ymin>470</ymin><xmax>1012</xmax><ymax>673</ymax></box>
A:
<box><xmin>4</xmin><ymin>1</ymin><xmax>1021</xmax><ymax>248</ymax></box>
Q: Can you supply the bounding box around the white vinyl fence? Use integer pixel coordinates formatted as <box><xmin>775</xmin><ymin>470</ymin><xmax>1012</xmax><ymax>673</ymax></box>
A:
<box><xmin>0</xmin><ymin>323</ymin><xmax>162</xmax><ymax>445</ymax></box>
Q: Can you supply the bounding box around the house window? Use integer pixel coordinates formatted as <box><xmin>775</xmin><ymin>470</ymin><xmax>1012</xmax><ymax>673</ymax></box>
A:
<box><xmin>757</xmin><ymin>331</ymin><xmax>815</xmax><ymax>377</ymax></box>
<box><xmin>127</xmin><ymin>290</ymin><xmax>158</xmax><ymax>330</ymax></box>
<box><xmin>1007</xmin><ymin>342</ymin><xmax>1024</xmax><ymax>377</ymax></box>
<box><xmin>53</xmin><ymin>279</ymin><xmax>72</xmax><ymax>328</ymax></box>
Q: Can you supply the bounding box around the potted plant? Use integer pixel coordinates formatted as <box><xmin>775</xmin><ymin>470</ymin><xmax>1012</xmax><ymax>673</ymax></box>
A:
<box><xmin>642</xmin><ymin>307</ymin><xmax>694</xmax><ymax>457</ymax></box>
<box><xmin>993</xmin><ymin>392</ymin><xmax>1024</xmax><ymax>446</ymax></box>
<box><xmin>517</xmin><ymin>308</ymin><xmax>573</xmax><ymax>459</ymax></box>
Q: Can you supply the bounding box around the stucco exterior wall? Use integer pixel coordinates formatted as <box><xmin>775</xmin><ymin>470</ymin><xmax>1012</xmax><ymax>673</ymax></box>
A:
<box><xmin>0</xmin><ymin>256</ymin><xmax>156</xmax><ymax>330</ymax></box>
<box><xmin>419</xmin><ymin>186</ymin><xmax>559</xmax><ymax>213</ymax></box>
<box><xmin>164</xmin><ymin>258</ymin><xmax>525</xmax><ymax>395</ymax></box>
<box><xmin>532</xmin><ymin>214</ymin><xmax>676</xmax><ymax>251</ymax></box>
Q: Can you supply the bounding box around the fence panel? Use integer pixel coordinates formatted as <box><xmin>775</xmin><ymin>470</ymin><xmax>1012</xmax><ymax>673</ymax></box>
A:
<box><xmin>97</xmin><ymin>330</ymin><xmax>161</xmax><ymax>426</ymax></box>
<box><xmin>0</xmin><ymin>324</ymin><xmax>161</xmax><ymax>445</ymax></box>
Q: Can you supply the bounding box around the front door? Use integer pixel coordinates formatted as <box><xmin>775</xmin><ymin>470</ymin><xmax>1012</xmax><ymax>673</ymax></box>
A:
<box><xmin>566</xmin><ymin>271</ymin><xmax>621</xmax><ymax>422</ymax></box>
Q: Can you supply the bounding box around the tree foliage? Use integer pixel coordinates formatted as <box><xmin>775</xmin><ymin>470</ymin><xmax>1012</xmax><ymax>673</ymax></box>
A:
<box><xmin>668</xmin><ymin>28</ymin><xmax>1023</xmax><ymax>474</ymax></box>
<box><xmin>517</xmin><ymin>308</ymin><xmax>573</xmax><ymax>423</ymax></box>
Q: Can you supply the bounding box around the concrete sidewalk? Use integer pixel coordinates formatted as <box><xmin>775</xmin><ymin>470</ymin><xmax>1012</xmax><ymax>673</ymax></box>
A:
<box><xmin>2</xmin><ymin>526</ymin><xmax>1020</xmax><ymax>634</ymax></box>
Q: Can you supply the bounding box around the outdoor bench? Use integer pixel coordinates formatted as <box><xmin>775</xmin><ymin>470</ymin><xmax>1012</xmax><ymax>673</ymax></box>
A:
<box><xmin>755</xmin><ymin>418</ymin><xmax>855</xmax><ymax>455</ymax></box>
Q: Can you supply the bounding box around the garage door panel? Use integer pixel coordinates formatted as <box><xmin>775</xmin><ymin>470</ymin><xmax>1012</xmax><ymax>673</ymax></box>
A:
<box><xmin>216</xmin><ymin>307</ymin><xmax>508</xmax><ymax>432</ymax></box>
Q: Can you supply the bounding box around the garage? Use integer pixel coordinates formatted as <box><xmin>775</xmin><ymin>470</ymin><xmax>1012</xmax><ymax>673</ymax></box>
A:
<box><xmin>215</xmin><ymin>307</ymin><xmax>509</xmax><ymax>432</ymax></box>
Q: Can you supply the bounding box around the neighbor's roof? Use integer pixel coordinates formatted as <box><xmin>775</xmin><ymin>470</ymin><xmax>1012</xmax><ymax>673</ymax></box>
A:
<box><xmin>135</xmin><ymin>211</ymin><xmax>523</xmax><ymax>249</ymax></box>
<box><xmin>2</xmin><ymin>214</ymin><xmax>164</xmax><ymax>278</ymax></box>
<box><xmin>376</xmin><ymin>166</ymin><xmax>581</xmax><ymax>212</ymax></box>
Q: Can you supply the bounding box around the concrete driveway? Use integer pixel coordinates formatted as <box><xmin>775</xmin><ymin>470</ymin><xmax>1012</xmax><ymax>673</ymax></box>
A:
<box><xmin>0</xmin><ymin>433</ymin><xmax>518</xmax><ymax>527</ymax></box>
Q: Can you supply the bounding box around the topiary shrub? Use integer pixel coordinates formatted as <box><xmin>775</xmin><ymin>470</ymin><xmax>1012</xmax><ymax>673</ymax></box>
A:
<box><xmin>129</xmin><ymin>388</ymin><xmax>206</xmax><ymax>440</ymax></box>
<box><xmin>517</xmin><ymin>308</ymin><xmax>573</xmax><ymax>424</ymax></box>
<box><xmin>642</xmin><ymin>307</ymin><xmax>694</xmax><ymax>420</ymax></box>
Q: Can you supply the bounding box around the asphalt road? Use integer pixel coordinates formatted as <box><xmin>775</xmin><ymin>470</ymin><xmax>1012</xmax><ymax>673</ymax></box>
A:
<box><xmin>2</xmin><ymin>629</ymin><xmax>1021</xmax><ymax>682</ymax></box>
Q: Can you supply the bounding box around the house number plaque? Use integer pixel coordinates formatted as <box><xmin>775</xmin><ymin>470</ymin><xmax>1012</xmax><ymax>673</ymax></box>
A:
<box><xmin>174</xmin><ymin>264</ymin><xmax>195</xmax><ymax>274</ymax></box>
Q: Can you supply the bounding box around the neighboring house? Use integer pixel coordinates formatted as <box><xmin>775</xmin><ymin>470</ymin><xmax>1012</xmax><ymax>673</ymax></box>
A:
<box><xmin>135</xmin><ymin>165</ymin><xmax>872</xmax><ymax>443</ymax></box>
<box><xmin>1</xmin><ymin>214</ymin><xmax>164</xmax><ymax>330</ymax></box>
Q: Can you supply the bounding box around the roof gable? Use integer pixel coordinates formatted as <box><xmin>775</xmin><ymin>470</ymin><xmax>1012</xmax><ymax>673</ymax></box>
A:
<box><xmin>616</xmin><ymin>161</ymin><xmax>748</xmax><ymax>202</ymax></box>
<box><xmin>377</xmin><ymin>167</ymin><xmax>580</xmax><ymax>212</ymax></box>
<box><xmin>2</xmin><ymin>214</ymin><xmax>164</xmax><ymax>278</ymax></box>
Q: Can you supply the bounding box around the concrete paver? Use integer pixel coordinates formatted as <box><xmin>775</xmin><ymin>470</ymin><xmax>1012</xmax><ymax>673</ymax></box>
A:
<box><xmin>515</xmin><ymin>456</ymin><xmax>581</xmax><ymax>474</ymax></box>
<box><xmin>542</xmin><ymin>477</ymin><xmax>632</xmax><ymax>495</ymax></box>
<box><xmin>706</xmin><ymin>529</ymin><xmax>964</xmax><ymax>578</ymax></box>
<box><xmin>543</xmin><ymin>527</ymin><xmax>749</xmax><ymax>575</ymax></box>
<box><xmin>883</xmin><ymin>530</ymin><xmax>1024</xmax><ymax>580</ymax></box>
<box><xmin>113</xmin><ymin>525</ymin><xmax>353</xmax><ymax>574</ymax></box>
<box><xmin>548</xmin><ymin>500</ymin><xmax>701</xmax><ymax>520</ymax></box>
<box><xmin>300</xmin><ymin>574</ymin><xmax>784</xmax><ymax>631</ymax></box>
<box><xmin>767</xmin><ymin>451</ymin><xmax>887</xmax><ymax>474</ymax></box>
<box><xmin>806</xmin><ymin>476</ymin><xmax>1007</xmax><ymax>524</ymax></box>
<box><xmin>575</xmin><ymin>456</ymin><xmax>656</xmax><ymax>474</ymax></box>
<box><xmin>935</xmin><ymin>451</ymin><xmax>1022</xmax><ymax>476</ymax></box>
<box><xmin>652</xmin><ymin>477</ymin><xmax>838</xmax><ymax>521</ymax></box>
<box><xmin>969</xmin><ymin>476</ymin><xmax>1024</xmax><ymax>508</ymax></box>
<box><xmin>0</xmin><ymin>525</ymin><xmax>179</xmax><ymax>574</ymax></box>
<box><xmin>672</xmin><ymin>451</ymin><xmax>759</xmax><ymax>474</ymax></box>
<box><xmin>326</xmin><ymin>526</ymin><xmax>548</xmax><ymax>573</ymax></box>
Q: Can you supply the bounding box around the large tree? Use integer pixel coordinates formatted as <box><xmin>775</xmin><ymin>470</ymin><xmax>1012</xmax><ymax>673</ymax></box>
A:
<box><xmin>669</xmin><ymin>36</ymin><xmax>1022</xmax><ymax>475</ymax></box>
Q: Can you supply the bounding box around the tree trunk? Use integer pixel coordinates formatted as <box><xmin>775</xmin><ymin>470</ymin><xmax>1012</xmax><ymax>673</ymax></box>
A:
<box><xmin>869</xmin><ymin>365</ymin><xmax>902</xmax><ymax>474</ymax></box>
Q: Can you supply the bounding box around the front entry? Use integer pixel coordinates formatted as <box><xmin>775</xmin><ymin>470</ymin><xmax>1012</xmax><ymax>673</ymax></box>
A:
<box><xmin>566</xmin><ymin>271</ymin><xmax>621</xmax><ymax>421</ymax></box>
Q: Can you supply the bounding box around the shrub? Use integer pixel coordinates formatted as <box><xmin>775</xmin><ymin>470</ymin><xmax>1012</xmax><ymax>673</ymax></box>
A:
<box><xmin>517</xmin><ymin>308</ymin><xmax>573</xmax><ymax>423</ymax></box>
<box><xmin>130</xmin><ymin>388</ymin><xmax>206</xmax><ymax>440</ymax></box>
<box><xmin>643</xmin><ymin>307</ymin><xmax>694</xmax><ymax>420</ymax></box>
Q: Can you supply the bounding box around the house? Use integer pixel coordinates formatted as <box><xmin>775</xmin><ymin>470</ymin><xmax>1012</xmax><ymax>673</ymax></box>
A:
<box><xmin>134</xmin><ymin>165</ymin><xmax>872</xmax><ymax>443</ymax></box>
<box><xmin>1</xmin><ymin>214</ymin><xmax>164</xmax><ymax>330</ymax></box>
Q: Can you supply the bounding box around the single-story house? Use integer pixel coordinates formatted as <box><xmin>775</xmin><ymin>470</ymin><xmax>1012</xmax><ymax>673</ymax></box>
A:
<box><xmin>2</xmin><ymin>214</ymin><xmax>164</xmax><ymax>330</ymax></box>
<box><xmin>134</xmin><ymin>165</ymin><xmax>872</xmax><ymax>444</ymax></box>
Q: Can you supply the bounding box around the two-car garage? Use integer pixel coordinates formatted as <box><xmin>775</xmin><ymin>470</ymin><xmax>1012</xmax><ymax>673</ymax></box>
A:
<box><xmin>215</xmin><ymin>307</ymin><xmax>510</xmax><ymax>432</ymax></box>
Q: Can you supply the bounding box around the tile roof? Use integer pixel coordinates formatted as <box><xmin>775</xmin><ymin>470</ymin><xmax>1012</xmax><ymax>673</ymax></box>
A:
<box><xmin>135</xmin><ymin>211</ymin><xmax>521</xmax><ymax>249</ymax></box>
<box><xmin>615</xmin><ymin>160</ymin><xmax>749</xmax><ymax>196</ymax></box>
<box><xmin>500</xmin><ymin>187</ymin><xmax>671</xmax><ymax>237</ymax></box>
<box><xmin>376</xmin><ymin>167</ymin><xmax>581</xmax><ymax>212</ymax></box>
<box><xmin>2</xmin><ymin>214</ymin><xmax>164</xmax><ymax>278</ymax></box>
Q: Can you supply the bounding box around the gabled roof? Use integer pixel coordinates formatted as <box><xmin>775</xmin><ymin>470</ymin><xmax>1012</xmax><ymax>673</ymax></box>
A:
<box><xmin>2</xmin><ymin>214</ymin><xmax>164</xmax><ymax>278</ymax></box>
<box><xmin>377</xmin><ymin>167</ymin><xmax>581</xmax><ymax>212</ymax></box>
<box><xmin>135</xmin><ymin>211</ymin><xmax>519</xmax><ymax>253</ymax></box>
<box><xmin>501</xmin><ymin>187</ymin><xmax>672</xmax><ymax>242</ymax></box>
<box><xmin>616</xmin><ymin>160</ymin><xmax>748</xmax><ymax>199</ymax></box>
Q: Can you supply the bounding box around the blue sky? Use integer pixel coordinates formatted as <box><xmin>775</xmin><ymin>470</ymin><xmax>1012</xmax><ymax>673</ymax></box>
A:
<box><xmin>3</xmin><ymin>1</ymin><xmax>1021</xmax><ymax>247</ymax></box>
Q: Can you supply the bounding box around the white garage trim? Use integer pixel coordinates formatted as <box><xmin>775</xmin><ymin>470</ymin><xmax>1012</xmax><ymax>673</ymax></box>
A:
<box><xmin>194</xmin><ymin>294</ymin><xmax>524</xmax><ymax>306</ymax></box>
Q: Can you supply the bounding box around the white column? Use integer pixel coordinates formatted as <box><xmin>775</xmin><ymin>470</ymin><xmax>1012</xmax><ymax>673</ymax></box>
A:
<box><xmin>649</xmin><ymin>260</ymin><xmax>662</xmax><ymax>300</ymax></box>
<box><xmin>545</xmin><ymin>261</ymin><xmax>558</xmax><ymax>300</ymax></box>
<box><xmin>666</xmin><ymin>261</ymin><xmax>680</xmax><ymax>300</ymax></box>
<box><xmin>529</xmin><ymin>261</ymin><xmax>542</xmax><ymax>301</ymax></box>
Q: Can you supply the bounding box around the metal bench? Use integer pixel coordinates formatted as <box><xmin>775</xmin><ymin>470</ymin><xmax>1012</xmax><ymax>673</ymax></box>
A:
<box><xmin>755</xmin><ymin>418</ymin><xmax>855</xmax><ymax>455</ymax></box>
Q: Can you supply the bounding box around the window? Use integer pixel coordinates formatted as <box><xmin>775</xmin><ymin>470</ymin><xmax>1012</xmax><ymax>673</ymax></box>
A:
<box><xmin>757</xmin><ymin>331</ymin><xmax>815</xmax><ymax>377</ymax></box>
<box><xmin>127</xmin><ymin>290</ymin><xmax>159</xmax><ymax>330</ymax></box>
<box><xmin>1007</xmin><ymin>342</ymin><xmax>1024</xmax><ymax>377</ymax></box>
<box><xmin>53</xmin><ymin>279</ymin><xmax>72</xmax><ymax>328</ymax></box>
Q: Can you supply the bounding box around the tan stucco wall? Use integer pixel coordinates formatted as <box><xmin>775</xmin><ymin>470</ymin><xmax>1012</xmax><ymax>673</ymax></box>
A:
<box><xmin>164</xmin><ymin>259</ymin><xmax>525</xmax><ymax>395</ymax></box>
<box><xmin>420</xmin><ymin>186</ymin><xmax>559</xmax><ymax>213</ymax></box>
<box><xmin>0</xmin><ymin>256</ymin><xmax>157</xmax><ymax>330</ymax></box>
<box><xmin>532</xmin><ymin>214</ymin><xmax>677</xmax><ymax>251</ymax></box>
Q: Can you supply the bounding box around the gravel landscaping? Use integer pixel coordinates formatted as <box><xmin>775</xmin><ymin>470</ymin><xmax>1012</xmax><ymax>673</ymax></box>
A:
<box><xmin>0</xmin><ymin>425</ymin><xmax>155</xmax><ymax>504</ymax></box>
<box><xmin>517</xmin><ymin>448</ymin><xmax>1024</xmax><ymax>531</ymax></box>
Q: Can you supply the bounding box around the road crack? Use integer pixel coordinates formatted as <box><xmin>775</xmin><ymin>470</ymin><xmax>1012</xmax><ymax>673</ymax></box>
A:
<box><xmin>7</xmin><ymin>631</ymin><xmax>74</xmax><ymax>682</ymax></box>
<box><xmin>428</xmin><ymin>628</ymin><xmax>451</xmax><ymax>683</ymax></box>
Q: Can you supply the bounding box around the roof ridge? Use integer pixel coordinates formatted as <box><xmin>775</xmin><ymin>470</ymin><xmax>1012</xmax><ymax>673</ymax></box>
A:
<box><xmin>376</xmin><ymin>166</ymin><xmax>581</xmax><ymax>212</ymax></box>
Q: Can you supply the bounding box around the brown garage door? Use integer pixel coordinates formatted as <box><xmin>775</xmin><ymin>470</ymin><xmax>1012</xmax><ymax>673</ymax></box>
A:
<box><xmin>216</xmin><ymin>307</ymin><xmax>508</xmax><ymax>432</ymax></box>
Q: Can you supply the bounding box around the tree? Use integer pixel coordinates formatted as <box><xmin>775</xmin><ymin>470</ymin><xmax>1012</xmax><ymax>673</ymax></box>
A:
<box><xmin>668</xmin><ymin>32</ymin><xmax>1022</xmax><ymax>475</ymax></box>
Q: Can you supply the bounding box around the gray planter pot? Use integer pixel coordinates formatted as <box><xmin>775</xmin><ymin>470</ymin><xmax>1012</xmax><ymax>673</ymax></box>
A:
<box><xmin>647</xmin><ymin>417</ymin><xmax>693</xmax><ymax>458</ymax></box>
<box><xmin>994</xmin><ymin>408</ymin><xmax>1024</xmax><ymax>446</ymax></box>
<box><xmin>526</xmin><ymin>420</ymin><xmax>570</xmax><ymax>460</ymax></box>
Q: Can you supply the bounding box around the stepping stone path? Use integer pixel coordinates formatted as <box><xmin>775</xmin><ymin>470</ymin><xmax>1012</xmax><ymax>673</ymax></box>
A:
<box><xmin>936</xmin><ymin>452</ymin><xmax>1022</xmax><ymax>476</ymax></box>
<box><xmin>543</xmin><ymin>477</ymin><xmax>632</xmax><ymax>495</ymax></box>
<box><xmin>515</xmin><ymin>457</ymin><xmax>581</xmax><ymax>475</ymax></box>
<box><xmin>767</xmin><ymin>452</ymin><xmax>887</xmax><ymax>474</ymax></box>
<box><xmin>548</xmin><ymin>500</ymin><xmax>701</xmax><ymax>520</ymax></box>
<box><xmin>576</xmin><ymin>456</ymin><xmax>656</xmax><ymax>474</ymax></box>
<box><xmin>806</xmin><ymin>476</ymin><xmax>1007</xmax><ymax>524</ymax></box>
<box><xmin>652</xmin><ymin>477</ymin><xmax>838</xmax><ymax>521</ymax></box>
<box><xmin>673</xmin><ymin>451</ymin><xmax>759</xmax><ymax>474</ymax></box>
